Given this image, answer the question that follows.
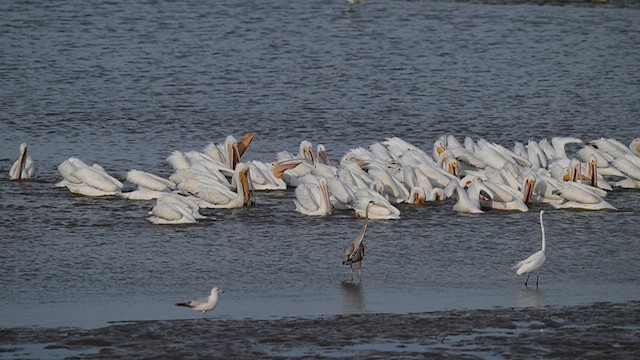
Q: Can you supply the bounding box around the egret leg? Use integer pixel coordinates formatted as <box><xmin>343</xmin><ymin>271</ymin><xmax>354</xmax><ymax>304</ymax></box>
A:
<box><xmin>525</xmin><ymin>273</ymin><xmax>531</xmax><ymax>287</ymax></box>
<box><xmin>536</xmin><ymin>272</ymin><xmax>540</xmax><ymax>288</ymax></box>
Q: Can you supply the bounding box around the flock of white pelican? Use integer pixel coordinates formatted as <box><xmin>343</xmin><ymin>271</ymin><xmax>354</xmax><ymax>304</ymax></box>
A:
<box><xmin>7</xmin><ymin>135</ymin><xmax>640</xmax><ymax>285</ymax></box>
<box><xmin>8</xmin><ymin>134</ymin><xmax>640</xmax><ymax>224</ymax></box>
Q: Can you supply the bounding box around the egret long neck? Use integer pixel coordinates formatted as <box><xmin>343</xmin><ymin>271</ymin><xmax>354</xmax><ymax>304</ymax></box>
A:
<box><xmin>540</xmin><ymin>212</ymin><xmax>546</xmax><ymax>252</ymax></box>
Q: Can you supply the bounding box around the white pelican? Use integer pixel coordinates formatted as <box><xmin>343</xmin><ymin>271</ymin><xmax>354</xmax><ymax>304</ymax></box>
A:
<box><xmin>353</xmin><ymin>189</ymin><xmax>400</xmax><ymax>219</ymax></box>
<box><xmin>203</xmin><ymin>135</ymin><xmax>242</xmax><ymax>170</ymax></box>
<box><xmin>513</xmin><ymin>210</ymin><xmax>546</xmax><ymax>288</ymax></box>
<box><xmin>367</xmin><ymin>167</ymin><xmax>410</xmax><ymax>204</ymax></box>
<box><xmin>9</xmin><ymin>143</ymin><xmax>37</xmax><ymax>180</ymax></box>
<box><xmin>57</xmin><ymin>158</ymin><xmax>123</xmax><ymax>196</ymax></box>
<box><xmin>480</xmin><ymin>181</ymin><xmax>529</xmax><ymax>212</ymax></box>
<box><xmin>193</xmin><ymin>163</ymin><xmax>252</xmax><ymax>208</ymax></box>
<box><xmin>551</xmin><ymin>182</ymin><xmax>616</xmax><ymax>211</ymax></box>
<box><xmin>550</xmin><ymin>136</ymin><xmax>582</xmax><ymax>160</ymax></box>
<box><xmin>121</xmin><ymin>169</ymin><xmax>176</xmax><ymax>200</ymax></box>
<box><xmin>147</xmin><ymin>202</ymin><xmax>198</xmax><ymax>225</ymax></box>
<box><xmin>294</xmin><ymin>177</ymin><xmax>332</xmax><ymax>216</ymax></box>
<box><xmin>526</xmin><ymin>140</ymin><xmax>548</xmax><ymax>170</ymax></box>
<box><xmin>154</xmin><ymin>193</ymin><xmax>205</xmax><ymax>219</ymax></box>
<box><xmin>316</xmin><ymin>144</ymin><xmax>331</xmax><ymax>166</ymax></box>
<box><xmin>247</xmin><ymin>159</ymin><xmax>302</xmax><ymax>191</ymax></box>
<box><xmin>277</xmin><ymin>140</ymin><xmax>315</xmax><ymax>163</ymax></box>
<box><xmin>444</xmin><ymin>180</ymin><xmax>486</xmax><ymax>214</ymax></box>
<box><xmin>343</xmin><ymin>201</ymin><xmax>373</xmax><ymax>281</ymax></box>
<box><xmin>589</xmin><ymin>138</ymin><xmax>633</xmax><ymax>158</ymax></box>
<box><xmin>176</xmin><ymin>288</ymin><xmax>224</xmax><ymax>318</ymax></box>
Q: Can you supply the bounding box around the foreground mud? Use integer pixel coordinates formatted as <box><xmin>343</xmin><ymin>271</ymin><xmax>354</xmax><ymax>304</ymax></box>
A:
<box><xmin>1</xmin><ymin>301</ymin><xmax>639</xmax><ymax>359</ymax></box>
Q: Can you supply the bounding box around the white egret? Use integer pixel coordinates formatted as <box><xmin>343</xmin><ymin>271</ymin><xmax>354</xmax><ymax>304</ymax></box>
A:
<box><xmin>513</xmin><ymin>210</ymin><xmax>547</xmax><ymax>288</ymax></box>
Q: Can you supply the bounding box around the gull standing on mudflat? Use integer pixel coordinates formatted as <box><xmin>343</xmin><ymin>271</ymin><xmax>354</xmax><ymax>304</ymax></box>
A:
<box><xmin>176</xmin><ymin>287</ymin><xmax>224</xmax><ymax>318</ymax></box>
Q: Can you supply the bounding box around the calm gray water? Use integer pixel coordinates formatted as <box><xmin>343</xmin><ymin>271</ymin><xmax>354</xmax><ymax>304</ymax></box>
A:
<box><xmin>1</xmin><ymin>0</ymin><xmax>639</xmax><ymax>328</ymax></box>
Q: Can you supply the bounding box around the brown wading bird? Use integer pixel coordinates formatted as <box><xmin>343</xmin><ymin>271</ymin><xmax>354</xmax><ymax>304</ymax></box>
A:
<box><xmin>342</xmin><ymin>201</ymin><xmax>374</xmax><ymax>281</ymax></box>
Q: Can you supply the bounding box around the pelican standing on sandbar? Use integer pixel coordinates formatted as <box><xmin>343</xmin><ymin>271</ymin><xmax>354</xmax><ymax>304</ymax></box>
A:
<box><xmin>343</xmin><ymin>201</ymin><xmax>373</xmax><ymax>281</ymax></box>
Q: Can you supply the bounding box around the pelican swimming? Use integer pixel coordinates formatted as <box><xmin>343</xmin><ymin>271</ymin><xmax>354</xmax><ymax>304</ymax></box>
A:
<box><xmin>147</xmin><ymin>201</ymin><xmax>198</xmax><ymax>225</ymax></box>
<box><xmin>294</xmin><ymin>176</ymin><xmax>332</xmax><ymax>216</ymax></box>
<box><xmin>176</xmin><ymin>287</ymin><xmax>224</xmax><ymax>318</ymax></box>
<box><xmin>203</xmin><ymin>135</ymin><xmax>242</xmax><ymax>170</ymax></box>
<box><xmin>9</xmin><ymin>143</ymin><xmax>37</xmax><ymax>180</ymax></box>
<box><xmin>121</xmin><ymin>169</ymin><xmax>176</xmax><ymax>200</ymax></box>
<box><xmin>192</xmin><ymin>163</ymin><xmax>252</xmax><ymax>208</ymax></box>
<box><xmin>343</xmin><ymin>201</ymin><xmax>373</xmax><ymax>281</ymax></box>
<box><xmin>513</xmin><ymin>210</ymin><xmax>547</xmax><ymax>288</ymax></box>
<box><xmin>247</xmin><ymin>159</ymin><xmax>302</xmax><ymax>191</ymax></box>
<box><xmin>56</xmin><ymin>158</ymin><xmax>123</xmax><ymax>196</ymax></box>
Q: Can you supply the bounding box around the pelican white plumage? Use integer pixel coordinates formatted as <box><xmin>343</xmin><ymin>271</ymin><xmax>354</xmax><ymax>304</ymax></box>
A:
<box><xmin>57</xmin><ymin>158</ymin><xmax>123</xmax><ymax>196</ymax></box>
<box><xmin>193</xmin><ymin>163</ymin><xmax>252</xmax><ymax>208</ymax></box>
<box><xmin>551</xmin><ymin>182</ymin><xmax>616</xmax><ymax>211</ymax></box>
<box><xmin>247</xmin><ymin>159</ymin><xmax>302</xmax><ymax>191</ymax></box>
<box><xmin>294</xmin><ymin>176</ymin><xmax>332</xmax><ymax>216</ymax></box>
<box><xmin>343</xmin><ymin>201</ymin><xmax>372</xmax><ymax>281</ymax></box>
<box><xmin>9</xmin><ymin>143</ymin><xmax>37</xmax><ymax>180</ymax></box>
<box><xmin>121</xmin><ymin>169</ymin><xmax>176</xmax><ymax>200</ymax></box>
<box><xmin>513</xmin><ymin>210</ymin><xmax>547</xmax><ymax>288</ymax></box>
<box><xmin>352</xmin><ymin>189</ymin><xmax>400</xmax><ymax>220</ymax></box>
<box><xmin>444</xmin><ymin>180</ymin><xmax>485</xmax><ymax>214</ymax></box>
<box><xmin>203</xmin><ymin>135</ymin><xmax>242</xmax><ymax>170</ymax></box>
<box><xmin>176</xmin><ymin>287</ymin><xmax>224</xmax><ymax>318</ymax></box>
<box><xmin>148</xmin><ymin>201</ymin><xmax>198</xmax><ymax>224</ymax></box>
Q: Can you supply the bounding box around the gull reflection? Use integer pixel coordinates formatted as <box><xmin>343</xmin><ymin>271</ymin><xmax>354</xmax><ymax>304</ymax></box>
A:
<box><xmin>340</xmin><ymin>280</ymin><xmax>366</xmax><ymax>314</ymax></box>
<box><xmin>516</xmin><ymin>287</ymin><xmax>545</xmax><ymax>308</ymax></box>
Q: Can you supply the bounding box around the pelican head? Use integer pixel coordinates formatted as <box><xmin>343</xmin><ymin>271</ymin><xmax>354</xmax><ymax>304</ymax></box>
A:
<box><xmin>408</xmin><ymin>187</ymin><xmax>426</xmax><ymax>205</ymax></box>
<box><xmin>235</xmin><ymin>163</ymin><xmax>252</xmax><ymax>207</ymax></box>
<box><xmin>273</xmin><ymin>159</ymin><xmax>303</xmax><ymax>179</ymax></box>
<box><xmin>316</xmin><ymin>144</ymin><xmax>331</xmax><ymax>166</ymax></box>
<box><xmin>569</xmin><ymin>158</ymin><xmax>582</xmax><ymax>182</ymax></box>
<box><xmin>522</xmin><ymin>174</ymin><xmax>536</xmax><ymax>204</ymax></box>
<box><xmin>433</xmin><ymin>138</ymin><xmax>447</xmax><ymax>158</ymax></box>
<box><xmin>587</xmin><ymin>154</ymin><xmax>598</xmax><ymax>187</ymax></box>
<box><xmin>225</xmin><ymin>136</ymin><xmax>240</xmax><ymax>169</ymax></box>
<box><xmin>299</xmin><ymin>140</ymin><xmax>315</xmax><ymax>163</ymax></box>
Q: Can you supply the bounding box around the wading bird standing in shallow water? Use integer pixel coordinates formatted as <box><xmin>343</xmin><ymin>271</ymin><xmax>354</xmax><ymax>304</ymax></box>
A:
<box><xmin>513</xmin><ymin>210</ymin><xmax>547</xmax><ymax>288</ymax></box>
<box><xmin>343</xmin><ymin>201</ymin><xmax>373</xmax><ymax>281</ymax></box>
<box><xmin>176</xmin><ymin>287</ymin><xmax>224</xmax><ymax>318</ymax></box>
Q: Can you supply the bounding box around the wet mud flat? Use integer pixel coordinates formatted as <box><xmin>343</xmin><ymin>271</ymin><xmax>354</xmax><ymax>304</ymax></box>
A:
<box><xmin>1</xmin><ymin>301</ymin><xmax>639</xmax><ymax>359</ymax></box>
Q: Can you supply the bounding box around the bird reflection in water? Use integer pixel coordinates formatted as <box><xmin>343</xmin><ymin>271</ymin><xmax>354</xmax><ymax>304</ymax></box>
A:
<box><xmin>516</xmin><ymin>287</ymin><xmax>545</xmax><ymax>308</ymax></box>
<box><xmin>340</xmin><ymin>280</ymin><xmax>366</xmax><ymax>314</ymax></box>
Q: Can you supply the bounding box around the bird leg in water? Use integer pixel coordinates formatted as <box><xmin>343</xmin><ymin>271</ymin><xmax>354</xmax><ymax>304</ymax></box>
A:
<box><xmin>358</xmin><ymin>261</ymin><xmax>363</xmax><ymax>281</ymax></box>
<box><xmin>349</xmin><ymin>264</ymin><xmax>354</xmax><ymax>282</ymax></box>
<box><xmin>536</xmin><ymin>272</ymin><xmax>540</xmax><ymax>288</ymax></box>
<box><xmin>525</xmin><ymin>273</ymin><xmax>531</xmax><ymax>288</ymax></box>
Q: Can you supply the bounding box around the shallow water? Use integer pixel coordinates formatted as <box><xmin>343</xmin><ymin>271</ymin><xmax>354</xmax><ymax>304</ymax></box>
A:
<box><xmin>1</xmin><ymin>0</ymin><xmax>640</xmax><ymax>328</ymax></box>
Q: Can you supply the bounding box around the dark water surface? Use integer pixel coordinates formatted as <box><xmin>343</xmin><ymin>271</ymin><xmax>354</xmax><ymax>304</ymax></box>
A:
<box><xmin>1</xmin><ymin>0</ymin><xmax>640</xmax><ymax>329</ymax></box>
